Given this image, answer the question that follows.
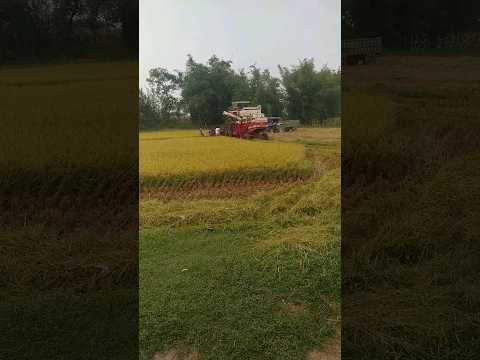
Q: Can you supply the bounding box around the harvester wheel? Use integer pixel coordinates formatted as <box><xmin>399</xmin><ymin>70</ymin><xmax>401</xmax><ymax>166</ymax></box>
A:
<box><xmin>260</xmin><ymin>132</ymin><xmax>269</xmax><ymax>140</ymax></box>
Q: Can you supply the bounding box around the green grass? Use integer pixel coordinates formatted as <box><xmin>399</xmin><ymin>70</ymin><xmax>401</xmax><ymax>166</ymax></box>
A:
<box><xmin>140</xmin><ymin>130</ymin><xmax>340</xmax><ymax>359</ymax></box>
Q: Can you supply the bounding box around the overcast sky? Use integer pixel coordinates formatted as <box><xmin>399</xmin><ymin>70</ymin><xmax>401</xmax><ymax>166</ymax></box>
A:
<box><xmin>140</xmin><ymin>0</ymin><xmax>340</xmax><ymax>89</ymax></box>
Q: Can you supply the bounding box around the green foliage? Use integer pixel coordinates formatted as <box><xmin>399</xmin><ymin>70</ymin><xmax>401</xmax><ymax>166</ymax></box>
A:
<box><xmin>248</xmin><ymin>66</ymin><xmax>285</xmax><ymax>117</ymax></box>
<box><xmin>279</xmin><ymin>59</ymin><xmax>340</xmax><ymax>124</ymax></box>
<box><xmin>181</xmin><ymin>55</ymin><xmax>237</xmax><ymax>125</ymax></box>
<box><xmin>0</xmin><ymin>0</ymin><xmax>137</xmax><ymax>62</ymax></box>
<box><xmin>146</xmin><ymin>67</ymin><xmax>182</xmax><ymax>122</ymax></box>
<box><xmin>139</xmin><ymin>88</ymin><xmax>160</xmax><ymax>130</ymax></box>
<box><xmin>232</xmin><ymin>69</ymin><xmax>252</xmax><ymax>101</ymax></box>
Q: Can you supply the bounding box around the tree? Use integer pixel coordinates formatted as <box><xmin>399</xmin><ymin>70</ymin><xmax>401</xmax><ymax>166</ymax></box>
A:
<box><xmin>232</xmin><ymin>69</ymin><xmax>252</xmax><ymax>101</ymax></box>
<box><xmin>139</xmin><ymin>88</ymin><xmax>160</xmax><ymax>130</ymax></box>
<box><xmin>181</xmin><ymin>55</ymin><xmax>236</xmax><ymax>125</ymax></box>
<box><xmin>146</xmin><ymin>67</ymin><xmax>181</xmax><ymax>123</ymax></box>
<box><xmin>83</xmin><ymin>0</ymin><xmax>118</xmax><ymax>42</ymax></box>
<box><xmin>342</xmin><ymin>0</ymin><xmax>480</xmax><ymax>49</ymax></box>
<box><xmin>241</xmin><ymin>66</ymin><xmax>284</xmax><ymax>117</ymax></box>
<box><xmin>279</xmin><ymin>59</ymin><xmax>340</xmax><ymax>124</ymax></box>
<box><xmin>317</xmin><ymin>65</ymin><xmax>341</xmax><ymax>120</ymax></box>
<box><xmin>180</xmin><ymin>55</ymin><xmax>287</xmax><ymax>125</ymax></box>
<box><xmin>0</xmin><ymin>0</ymin><xmax>137</xmax><ymax>63</ymax></box>
<box><xmin>143</xmin><ymin>55</ymin><xmax>338</xmax><ymax>128</ymax></box>
<box><xmin>118</xmin><ymin>0</ymin><xmax>138</xmax><ymax>53</ymax></box>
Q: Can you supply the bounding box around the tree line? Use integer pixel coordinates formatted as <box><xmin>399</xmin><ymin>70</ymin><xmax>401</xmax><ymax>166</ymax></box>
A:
<box><xmin>140</xmin><ymin>55</ymin><xmax>340</xmax><ymax>130</ymax></box>
<box><xmin>0</xmin><ymin>0</ymin><xmax>138</xmax><ymax>63</ymax></box>
<box><xmin>342</xmin><ymin>0</ymin><xmax>480</xmax><ymax>49</ymax></box>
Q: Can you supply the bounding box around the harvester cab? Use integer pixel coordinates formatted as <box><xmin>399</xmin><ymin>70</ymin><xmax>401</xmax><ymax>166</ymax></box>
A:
<box><xmin>231</xmin><ymin>101</ymin><xmax>251</xmax><ymax>109</ymax></box>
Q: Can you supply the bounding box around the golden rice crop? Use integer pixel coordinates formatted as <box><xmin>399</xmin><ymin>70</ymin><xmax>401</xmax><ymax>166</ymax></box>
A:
<box><xmin>139</xmin><ymin>131</ymin><xmax>312</xmax><ymax>187</ymax></box>
<box><xmin>140</xmin><ymin>130</ymin><xmax>199</xmax><ymax>140</ymax></box>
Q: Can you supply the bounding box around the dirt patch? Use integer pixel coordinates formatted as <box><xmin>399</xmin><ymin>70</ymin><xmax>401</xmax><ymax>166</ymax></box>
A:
<box><xmin>152</xmin><ymin>348</ymin><xmax>199</xmax><ymax>360</ymax></box>
<box><xmin>307</xmin><ymin>335</ymin><xmax>341</xmax><ymax>360</ymax></box>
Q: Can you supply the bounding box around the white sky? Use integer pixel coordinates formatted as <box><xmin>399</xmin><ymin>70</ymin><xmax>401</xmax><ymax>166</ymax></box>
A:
<box><xmin>140</xmin><ymin>0</ymin><xmax>340</xmax><ymax>89</ymax></box>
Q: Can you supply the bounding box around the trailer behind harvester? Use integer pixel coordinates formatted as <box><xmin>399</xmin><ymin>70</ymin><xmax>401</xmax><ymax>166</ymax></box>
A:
<box><xmin>342</xmin><ymin>37</ymin><xmax>382</xmax><ymax>65</ymax></box>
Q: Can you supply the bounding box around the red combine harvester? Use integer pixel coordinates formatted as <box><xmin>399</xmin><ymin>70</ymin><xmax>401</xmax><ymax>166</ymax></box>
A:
<box><xmin>222</xmin><ymin>101</ymin><xmax>269</xmax><ymax>140</ymax></box>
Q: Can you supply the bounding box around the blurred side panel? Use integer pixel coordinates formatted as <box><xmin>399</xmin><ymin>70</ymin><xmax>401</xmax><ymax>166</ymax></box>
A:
<box><xmin>0</xmin><ymin>1</ymin><xmax>139</xmax><ymax>359</ymax></box>
<box><xmin>342</xmin><ymin>0</ymin><xmax>480</xmax><ymax>358</ymax></box>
